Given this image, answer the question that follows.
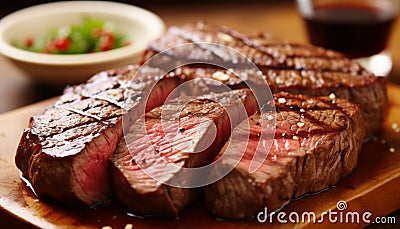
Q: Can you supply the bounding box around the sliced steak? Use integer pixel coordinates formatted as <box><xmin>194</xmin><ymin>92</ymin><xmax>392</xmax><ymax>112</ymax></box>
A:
<box><xmin>204</xmin><ymin>92</ymin><xmax>365</xmax><ymax>219</ymax></box>
<box><xmin>111</xmin><ymin>89</ymin><xmax>258</xmax><ymax>217</ymax></box>
<box><xmin>15</xmin><ymin>65</ymin><xmax>181</xmax><ymax>206</ymax></box>
<box><xmin>142</xmin><ymin>22</ymin><xmax>387</xmax><ymax>136</ymax></box>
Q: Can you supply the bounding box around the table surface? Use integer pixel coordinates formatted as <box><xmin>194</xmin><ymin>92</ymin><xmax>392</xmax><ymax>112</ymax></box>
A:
<box><xmin>0</xmin><ymin>1</ymin><xmax>399</xmax><ymax>228</ymax></box>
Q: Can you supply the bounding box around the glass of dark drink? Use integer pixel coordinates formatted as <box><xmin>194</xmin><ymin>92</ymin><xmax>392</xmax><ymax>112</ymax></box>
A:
<box><xmin>296</xmin><ymin>0</ymin><xmax>399</xmax><ymax>76</ymax></box>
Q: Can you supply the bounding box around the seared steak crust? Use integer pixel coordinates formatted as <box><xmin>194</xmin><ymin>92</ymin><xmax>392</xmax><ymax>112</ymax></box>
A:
<box><xmin>111</xmin><ymin>89</ymin><xmax>258</xmax><ymax>217</ymax></box>
<box><xmin>205</xmin><ymin>92</ymin><xmax>365</xmax><ymax>219</ymax></box>
<box><xmin>142</xmin><ymin>22</ymin><xmax>387</xmax><ymax>136</ymax></box>
<box><xmin>15</xmin><ymin>65</ymin><xmax>181</xmax><ymax>206</ymax></box>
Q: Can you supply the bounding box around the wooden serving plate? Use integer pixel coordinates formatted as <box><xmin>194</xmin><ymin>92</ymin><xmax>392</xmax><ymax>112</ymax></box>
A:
<box><xmin>0</xmin><ymin>84</ymin><xmax>399</xmax><ymax>228</ymax></box>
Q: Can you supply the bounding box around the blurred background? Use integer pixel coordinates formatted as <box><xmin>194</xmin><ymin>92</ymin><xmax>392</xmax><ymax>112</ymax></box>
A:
<box><xmin>0</xmin><ymin>0</ymin><xmax>293</xmax><ymax>18</ymax></box>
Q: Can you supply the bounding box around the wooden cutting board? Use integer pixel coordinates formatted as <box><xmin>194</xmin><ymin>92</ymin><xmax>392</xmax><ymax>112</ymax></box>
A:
<box><xmin>0</xmin><ymin>84</ymin><xmax>400</xmax><ymax>229</ymax></box>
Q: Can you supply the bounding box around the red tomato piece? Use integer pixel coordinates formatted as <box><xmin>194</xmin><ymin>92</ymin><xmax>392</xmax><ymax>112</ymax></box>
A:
<box><xmin>24</xmin><ymin>37</ymin><xmax>34</xmax><ymax>47</ymax></box>
<box><xmin>101</xmin><ymin>33</ymin><xmax>115</xmax><ymax>51</ymax></box>
<box><xmin>53</xmin><ymin>38</ymin><xmax>71</xmax><ymax>51</ymax></box>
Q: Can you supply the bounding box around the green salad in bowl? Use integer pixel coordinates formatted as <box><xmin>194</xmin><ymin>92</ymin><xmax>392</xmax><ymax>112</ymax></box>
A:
<box><xmin>0</xmin><ymin>1</ymin><xmax>165</xmax><ymax>85</ymax></box>
<box><xmin>13</xmin><ymin>18</ymin><xmax>129</xmax><ymax>54</ymax></box>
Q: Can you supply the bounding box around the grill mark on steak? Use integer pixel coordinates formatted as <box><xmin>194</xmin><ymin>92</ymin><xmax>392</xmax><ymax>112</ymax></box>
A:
<box><xmin>111</xmin><ymin>89</ymin><xmax>259</xmax><ymax>217</ymax></box>
<box><xmin>150</xmin><ymin>23</ymin><xmax>360</xmax><ymax>73</ymax></box>
<box><xmin>30</xmin><ymin>109</ymin><xmax>95</xmax><ymax>137</ymax></box>
<box><xmin>272</xmin><ymin>93</ymin><xmax>352</xmax><ymax>133</ymax></box>
<box><xmin>175</xmin><ymin>22</ymin><xmax>345</xmax><ymax>60</ymax></box>
<box><xmin>87</xmin><ymin>95</ymin><xmax>124</xmax><ymax>108</ymax></box>
<box><xmin>53</xmin><ymin>103</ymin><xmax>111</xmax><ymax>125</ymax></box>
<box><xmin>218</xmin><ymin>25</ymin><xmax>346</xmax><ymax>60</ymax></box>
<box><xmin>218</xmin><ymin>25</ymin><xmax>344</xmax><ymax>58</ymax></box>
<box><xmin>15</xmin><ymin>65</ymin><xmax>181</xmax><ymax>206</ymax></box>
<box><xmin>205</xmin><ymin>92</ymin><xmax>365</xmax><ymax>219</ymax></box>
<box><xmin>168</xmin><ymin>26</ymin><xmax>276</xmax><ymax>64</ymax></box>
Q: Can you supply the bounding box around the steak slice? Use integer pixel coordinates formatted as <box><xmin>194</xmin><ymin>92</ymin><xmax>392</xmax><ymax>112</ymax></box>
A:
<box><xmin>204</xmin><ymin>92</ymin><xmax>365</xmax><ymax>219</ymax></box>
<box><xmin>111</xmin><ymin>89</ymin><xmax>258</xmax><ymax>217</ymax></box>
<box><xmin>15</xmin><ymin>65</ymin><xmax>181</xmax><ymax>206</ymax></box>
<box><xmin>141</xmin><ymin>22</ymin><xmax>387</xmax><ymax>137</ymax></box>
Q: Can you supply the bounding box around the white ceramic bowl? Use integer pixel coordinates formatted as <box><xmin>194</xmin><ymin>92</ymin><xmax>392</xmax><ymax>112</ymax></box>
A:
<box><xmin>0</xmin><ymin>1</ymin><xmax>165</xmax><ymax>86</ymax></box>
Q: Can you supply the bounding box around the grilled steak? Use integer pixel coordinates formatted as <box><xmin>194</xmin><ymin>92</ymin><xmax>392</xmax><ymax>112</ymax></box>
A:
<box><xmin>14</xmin><ymin>21</ymin><xmax>385</xmax><ymax>219</ymax></box>
<box><xmin>15</xmin><ymin>65</ymin><xmax>181</xmax><ymax>206</ymax></box>
<box><xmin>204</xmin><ymin>92</ymin><xmax>365</xmax><ymax>219</ymax></box>
<box><xmin>111</xmin><ymin>89</ymin><xmax>258</xmax><ymax>217</ymax></box>
<box><xmin>142</xmin><ymin>22</ymin><xmax>387</xmax><ymax>136</ymax></box>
